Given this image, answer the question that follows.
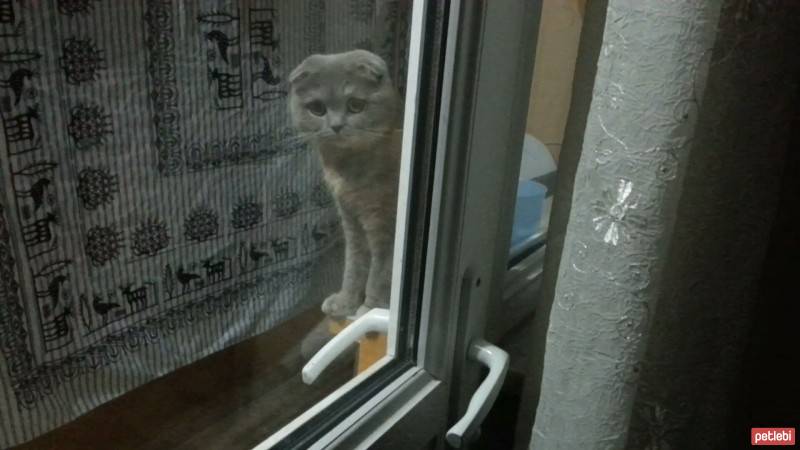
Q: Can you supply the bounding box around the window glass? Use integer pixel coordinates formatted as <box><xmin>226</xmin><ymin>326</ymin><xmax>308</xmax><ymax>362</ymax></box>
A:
<box><xmin>1</xmin><ymin>2</ymin><xmax>416</xmax><ymax>449</ymax></box>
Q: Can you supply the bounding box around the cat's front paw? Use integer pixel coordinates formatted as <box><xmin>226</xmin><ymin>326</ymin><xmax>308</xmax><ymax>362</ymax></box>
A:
<box><xmin>321</xmin><ymin>292</ymin><xmax>362</xmax><ymax>318</ymax></box>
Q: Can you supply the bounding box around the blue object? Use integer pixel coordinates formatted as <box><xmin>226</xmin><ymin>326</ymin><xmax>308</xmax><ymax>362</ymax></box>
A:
<box><xmin>510</xmin><ymin>180</ymin><xmax>546</xmax><ymax>252</ymax></box>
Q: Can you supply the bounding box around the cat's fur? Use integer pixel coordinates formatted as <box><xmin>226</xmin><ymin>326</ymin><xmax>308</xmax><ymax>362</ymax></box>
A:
<box><xmin>288</xmin><ymin>50</ymin><xmax>403</xmax><ymax>317</ymax></box>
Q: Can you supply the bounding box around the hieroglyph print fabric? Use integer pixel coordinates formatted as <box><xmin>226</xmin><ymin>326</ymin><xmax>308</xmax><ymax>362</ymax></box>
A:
<box><xmin>0</xmin><ymin>1</ymin><xmax>409</xmax><ymax>446</ymax></box>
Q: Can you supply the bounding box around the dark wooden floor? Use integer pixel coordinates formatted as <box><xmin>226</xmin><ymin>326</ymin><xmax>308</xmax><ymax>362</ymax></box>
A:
<box><xmin>16</xmin><ymin>306</ymin><xmax>353</xmax><ymax>450</ymax></box>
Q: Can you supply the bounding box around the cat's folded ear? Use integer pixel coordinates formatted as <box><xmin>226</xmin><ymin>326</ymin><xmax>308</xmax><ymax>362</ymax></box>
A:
<box><xmin>350</xmin><ymin>50</ymin><xmax>389</xmax><ymax>85</ymax></box>
<box><xmin>289</xmin><ymin>65</ymin><xmax>308</xmax><ymax>85</ymax></box>
<box><xmin>289</xmin><ymin>65</ymin><xmax>310</xmax><ymax>86</ymax></box>
<box><xmin>289</xmin><ymin>55</ymin><xmax>320</xmax><ymax>86</ymax></box>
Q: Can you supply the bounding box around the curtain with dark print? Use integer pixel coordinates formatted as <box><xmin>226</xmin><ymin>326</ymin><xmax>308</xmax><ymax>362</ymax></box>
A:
<box><xmin>0</xmin><ymin>1</ymin><xmax>410</xmax><ymax>446</ymax></box>
<box><xmin>529</xmin><ymin>0</ymin><xmax>800</xmax><ymax>449</ymax></box>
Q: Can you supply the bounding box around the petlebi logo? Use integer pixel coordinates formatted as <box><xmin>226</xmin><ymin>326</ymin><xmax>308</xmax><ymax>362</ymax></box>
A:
<box><xmin>751</xmin><ymin>428</ymin><xmax>795</xmax><ymax>446</ymax></box>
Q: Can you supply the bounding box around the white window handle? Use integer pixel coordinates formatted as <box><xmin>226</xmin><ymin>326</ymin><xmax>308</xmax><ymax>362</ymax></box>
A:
<box><xmin>446</xmin><ymin>339</ymin><xmax>509</xmax><ymax>448</ymax></box>
<box><xmin>301</xmin><ymin>308</ymin><xmax>390</xmax><ymax>384</ymax></box>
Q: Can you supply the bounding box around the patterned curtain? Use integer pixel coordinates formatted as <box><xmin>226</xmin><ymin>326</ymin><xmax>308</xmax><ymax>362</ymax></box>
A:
<box><xmin>0</xmin><ymin>0</ymin><xmax>410</xmax><ymax>446</ymax></box>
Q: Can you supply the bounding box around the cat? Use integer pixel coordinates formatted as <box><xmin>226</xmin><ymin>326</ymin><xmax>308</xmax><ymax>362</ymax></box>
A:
<box><xmin>288</xmin><ymin>49</ymin><xmax>403</xmax><ymax>317</ymax></box>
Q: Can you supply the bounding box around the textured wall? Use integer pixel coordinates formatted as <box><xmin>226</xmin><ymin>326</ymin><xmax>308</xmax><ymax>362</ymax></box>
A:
<box><xmin>526</xmin><ymin>0</ymin><xmax>587</xmax><ymax>161</ymax></box>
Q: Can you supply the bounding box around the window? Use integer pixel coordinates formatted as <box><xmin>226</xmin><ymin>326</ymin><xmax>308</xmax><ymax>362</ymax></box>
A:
<box><xmin>1</xmin><ymin>1</ymin><xmax>544</xmax><ymax>449</ymax></box>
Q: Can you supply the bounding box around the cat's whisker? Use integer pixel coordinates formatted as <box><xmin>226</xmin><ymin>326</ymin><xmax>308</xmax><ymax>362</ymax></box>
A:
<box><xmin>290</xmin><ymin>130</ymin><xmax>327</xmax><ymax>141</ymax></box>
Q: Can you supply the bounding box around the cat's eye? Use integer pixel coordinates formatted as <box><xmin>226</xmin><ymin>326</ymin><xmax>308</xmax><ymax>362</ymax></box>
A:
<box><xmin>306</xmin><ymin>101</ymin><xmax>327</xmax><ymax>116</ymax></box>
<box><xmin>346</xmin><ymin>98</ymin><xmax>366</xmax><ymax>114</ymax></box>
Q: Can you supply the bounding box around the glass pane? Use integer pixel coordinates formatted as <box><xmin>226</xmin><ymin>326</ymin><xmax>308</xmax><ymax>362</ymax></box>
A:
<box><xmin>0</xmin><ymin>1</ymin><xmax>418</xmax><ymax>449</ymax></box>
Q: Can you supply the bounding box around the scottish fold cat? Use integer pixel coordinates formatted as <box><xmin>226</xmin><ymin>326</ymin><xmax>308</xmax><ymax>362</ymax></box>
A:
<box><xmin>288</xmin><ymin>50</ymin><xmax>403</xmax><ymax>317</ymax></box>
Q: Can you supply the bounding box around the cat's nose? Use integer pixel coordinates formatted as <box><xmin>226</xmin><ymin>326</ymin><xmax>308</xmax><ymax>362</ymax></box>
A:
<box><xmin>331</xmin><ymin>124</ymin><xmax>343</xmax><ymax>134</ymax></box>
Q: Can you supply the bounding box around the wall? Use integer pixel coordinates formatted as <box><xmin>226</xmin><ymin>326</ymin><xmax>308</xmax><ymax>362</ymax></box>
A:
<box><xmin>526</xmin><ymin>0</ymin><xmax>588</xmax><ymax>161</ymax></box>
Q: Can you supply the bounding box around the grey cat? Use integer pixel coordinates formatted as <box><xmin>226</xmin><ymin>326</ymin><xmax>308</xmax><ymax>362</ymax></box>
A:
<box><xmin>288</xmin><ymin>50</ymin><xmax>403</xmax><ymax>317</ymax></box>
